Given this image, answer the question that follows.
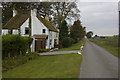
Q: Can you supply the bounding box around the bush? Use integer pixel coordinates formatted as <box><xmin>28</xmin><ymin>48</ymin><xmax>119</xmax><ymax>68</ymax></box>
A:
<box><xmin>26</xmin><ymin>52</ymin><xmax>40</xmax><ymax>60</ymax></box>
<box><xmin>61</xmin><ymin>37</ymin><xmax>74</xmax><ymax>48</ymax></box>
<box><xmin>37</xmin><ymin>49</ymin><xmax>50</xmax><ymax>53</ymax></box>
<box><xmin>2</xmin><ymin>52</ymin><xmax>39</xmax><ymax>72</ymax></box>
<box><xmin>2</xmin><ymin>34</ymin><xmax>33</xmax><ymax>59</ymax></box>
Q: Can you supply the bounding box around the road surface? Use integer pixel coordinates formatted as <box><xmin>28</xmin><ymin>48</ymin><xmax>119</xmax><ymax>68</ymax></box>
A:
<box><xmin>79</xmin><ymin>39</ymin><xmax>118</xmax><ymax>78</ymax></box>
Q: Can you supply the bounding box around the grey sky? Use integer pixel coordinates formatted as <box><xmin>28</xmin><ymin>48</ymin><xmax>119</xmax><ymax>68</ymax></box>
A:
<box><xmin>77</xmin><ymin>2</ymin><xmax>118</xmax><ymax>36</ymax></box>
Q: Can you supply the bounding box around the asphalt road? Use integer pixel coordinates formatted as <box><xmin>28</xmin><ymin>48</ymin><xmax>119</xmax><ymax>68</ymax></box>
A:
<box><xmin>79</xmin><ymin>39</ymin><xmax>118</xmax><ymax>78</ymax></box>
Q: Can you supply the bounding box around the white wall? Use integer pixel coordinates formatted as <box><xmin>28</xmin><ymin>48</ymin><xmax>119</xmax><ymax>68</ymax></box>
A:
<box><xmin>2</xmin><ymin>29</ymin><xmax>8</xmax><ymax>35</ymax></box>
<box><xmin>48</xmin><ymin>31</ymin><xmax>55</xmax><ymax>49</ymax></box>
<box><xmin>20</xmin><ymin>18</ymin><xmax>29</xmax><ymax>37</ymax></box>
<box><xmin>46</xmin><ymin>29</ymin><xmax>50</xmax><ymax>49</ymax></box>
<box><xmin>31</xmin><ymin>9</ymin><xmax>49</xmax><ymax>36</ymax></box>
<box><xmin>13</xmin><ymin>29</ymin><xmax>19</xmax><ymax>34</ymax></box>
<box><xmin>2</xmin><ymin>29</ymin><xmax>19</xmax><ymax>35</ymax></box>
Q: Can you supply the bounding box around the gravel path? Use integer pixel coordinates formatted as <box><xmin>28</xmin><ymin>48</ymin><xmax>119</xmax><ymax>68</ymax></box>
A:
<box><xmin>40</xmin><ymin>50</ymin><xmax>81</xmax><ymax>56</ymax></box>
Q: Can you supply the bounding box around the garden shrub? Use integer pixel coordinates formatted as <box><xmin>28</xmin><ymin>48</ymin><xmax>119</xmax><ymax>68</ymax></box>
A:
<box><xmin>26</xmin><ymin>52</ymin><xmax>40</xmax><ymax>60</ymax></box>
<box><xmin>2</xmin><ymin>34</ymin><xmax>33</xmax><ymax>59</ymax></box>
<box><xmin>37</xmin><ymin>49</ymin><xmax>50</xmax><ymax>53</ymax></box>
<box><xmin>61</xmin><ymin>37</ymin><xmax>74</xmax><ymax>48</ymax></box>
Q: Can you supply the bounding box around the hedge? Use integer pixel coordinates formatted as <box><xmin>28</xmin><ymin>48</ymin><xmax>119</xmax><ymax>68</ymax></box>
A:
<box><xmin>2</xmin><ymin>34</ymin><xmax>33</xmax><ymax>59</ymax></box>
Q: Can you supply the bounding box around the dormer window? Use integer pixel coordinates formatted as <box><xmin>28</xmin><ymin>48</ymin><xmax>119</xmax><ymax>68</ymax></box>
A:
<box><xmin>43</xmin><ymin>29</ymin><xmax>46</xmax><ymax>33</ymax></box>
<box><xmin>25</xmin><ymin>27</ymin><xmax>29</xmax><ymax>35</ymax></box>
<box><xmin>8</xmin><ymin>29</ymin><xmax>12</xmax><ymax>34</ymax></box>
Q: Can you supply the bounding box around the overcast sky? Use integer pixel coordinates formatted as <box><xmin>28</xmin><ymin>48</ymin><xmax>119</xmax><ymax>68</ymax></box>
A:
<box><xmin>76</xmin><ymin>2</ymin><xmax>118</xmax><ymax>36</ymax></box>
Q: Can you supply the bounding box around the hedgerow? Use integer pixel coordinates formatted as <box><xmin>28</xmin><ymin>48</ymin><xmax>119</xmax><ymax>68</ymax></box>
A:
<box><xmin>2</xmin><ymin>34</ymin><xmax>33</xmax><ymax>59</ymax></box>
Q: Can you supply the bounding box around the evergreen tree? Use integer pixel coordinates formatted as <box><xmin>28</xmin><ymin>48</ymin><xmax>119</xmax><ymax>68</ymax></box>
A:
<box><xmin>59</xmin><ymin>20</ymin><xmax>68</xmax><ymax>41</ymax></box>
<box><xmin>51</xmin><ymin>2</ymin><xmax>80</xmax><ymax>29</ymax></box>
<box><xmin>70</xmin><ymin>20</ymin><xmax>86</xmax><ymax>43</ymax></box>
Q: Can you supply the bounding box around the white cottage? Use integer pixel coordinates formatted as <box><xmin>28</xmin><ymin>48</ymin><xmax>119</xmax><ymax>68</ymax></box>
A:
<box><xmin>2</xmin><ymin>9</ymin><xmax>59</xmax><ymax>52</ymax></box>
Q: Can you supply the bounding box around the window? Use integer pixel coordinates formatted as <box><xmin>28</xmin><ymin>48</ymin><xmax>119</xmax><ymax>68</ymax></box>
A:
<box><xmin>8</xmin><ymin>29</ymin><xmax>12</xmax><ymax>34</ymax></box>
<box><xmin>54</xmin><ymin>39</ymin><xmax>57</xmax><ymax>45</ymax></box>
<box><xmin>43</xmin><ymin>29</ymin><xmax>46</xmax><ymax>33</ymax></box>
<box><xmin>25</xmin><ymin>27</ymin><xmax>29</xmax><ymax>35</ymax></box>
<box><xmin>50</xmin><ymin>39</ymin><xmax>52</xmax><ymax>45</ymax></box>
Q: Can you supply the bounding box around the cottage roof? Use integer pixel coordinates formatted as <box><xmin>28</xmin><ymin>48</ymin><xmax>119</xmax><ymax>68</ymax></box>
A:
<box><xmin>3</xmin><ymin>13</ymin><xmax>30</xmax><ymax>29</ymax></box>
<box><xmin>3</xmin><ymin>12</ymin><xmax>58</xmax><ymax>32</ymax></box>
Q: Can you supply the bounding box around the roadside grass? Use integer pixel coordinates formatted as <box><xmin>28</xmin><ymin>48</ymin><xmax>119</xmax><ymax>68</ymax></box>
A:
<box><xmin>3</xmin><ymin>53</ymin><xmax>82</xmax><ymax>78</ymax></box>
<box><xmin>89</xmin><ymin>37</ymin><xmax>119</xmax><ymax>57</ymax></box>
<box><xmin>56</xmin><ymin>38</ymin><xmax>85</xmax><ymax>51</ymax></box>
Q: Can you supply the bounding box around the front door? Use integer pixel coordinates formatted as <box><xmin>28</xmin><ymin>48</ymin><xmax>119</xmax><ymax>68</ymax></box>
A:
<box><xmin>35</xmin><ymin>39</ymin><xmax>45</xmax><ymax>51</ymax></box>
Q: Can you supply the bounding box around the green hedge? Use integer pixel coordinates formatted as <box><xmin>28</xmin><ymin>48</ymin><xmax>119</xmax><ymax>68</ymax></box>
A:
<box><xmin>2</xmin><ymin>52</ymin><xmax>39</xmax><ymax>72</ymax></box>
<box><xmin>2</xmin><ymin>34</ymin><xmax>33</xmax><ymax>59</ymax></box>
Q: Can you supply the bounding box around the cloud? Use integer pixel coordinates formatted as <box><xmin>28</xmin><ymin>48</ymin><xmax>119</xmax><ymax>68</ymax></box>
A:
<box><xmin>77</xmin><ymin>2</ymin><xmax>118</xmax><ymax>36</ymax></box>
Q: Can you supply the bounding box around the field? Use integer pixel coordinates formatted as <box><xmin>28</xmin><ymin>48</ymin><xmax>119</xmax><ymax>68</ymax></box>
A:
<box><xmin>56</xmin><ymin>39</ymin><xmax>85</xmax><ymax>51</ymax></box>
<box><xmin>3</xmin><ymin>53</ymin><xmax>82</xmax><ymax>78</ymax></box>
<box><xmin>89</xmin><ymin>37</ymin><xmax>119</xmax><ymax>57</ymax></box>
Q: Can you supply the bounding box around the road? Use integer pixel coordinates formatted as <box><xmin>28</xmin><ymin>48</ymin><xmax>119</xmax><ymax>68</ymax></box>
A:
<box><xmin>79</xmin><ymin>39</ymin><xmax>118</xmax><ymax>78</ymax></box>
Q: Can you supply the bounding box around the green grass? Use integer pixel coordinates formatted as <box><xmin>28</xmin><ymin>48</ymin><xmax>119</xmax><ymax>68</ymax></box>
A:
<box><xmin>56</xmin><ymin>39</ymin><xmax>85</xmax><ymax>51</ymax></box>
<box><xmin>89</xmin><ymin>37</ymin><xmax>119</xmax><ymax>57</ymax></box>
<box><xmin>3</xmin><ymin>53</ymin><xmax>82</xmax><ymax>78</ymax></box>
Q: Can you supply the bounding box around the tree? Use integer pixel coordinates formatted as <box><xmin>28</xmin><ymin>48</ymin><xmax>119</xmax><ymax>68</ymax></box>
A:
<box><xmin>59</xmin><ymin>20</ymin><xmax>68</xmax><ymax>41</ymax></box>
<box><xmin>37</xmin><ymin>2</ymin><xmax>53</xmax><ymax>18</ymax></box>
<box><xmin>86</xmin><ymin>31</ymin><xmax>93</xmax><ymax>38</ymax></box>
<box><xmin>70</xmin><ymin>20</ymin><xmax>86</xmax><ymax>43</ymax></box>
<box><xmin>51</xmin><ymin>2</ymin><xmax>80</xmax><ymax>29</ymax></box>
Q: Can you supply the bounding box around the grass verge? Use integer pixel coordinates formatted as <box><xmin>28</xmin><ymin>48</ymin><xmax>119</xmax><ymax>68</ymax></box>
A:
<box><xmin>56</xmin><ymin>38</ymin><xmax>85</xmax><ymax>51</ymax></box>
<box><xmin>3</xmin><ymin>53</ymin><xmax>82</xmax><ymax>78</ymax></box>
<box><xmin>2</xmin><ymin>52</ymin><xmax>40</xmax><ymax>72</ymax></box>
<box><xmin>89</xmin><ymin>37</ymin><xmax>119</xmax><ymax>57</ymax></box>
